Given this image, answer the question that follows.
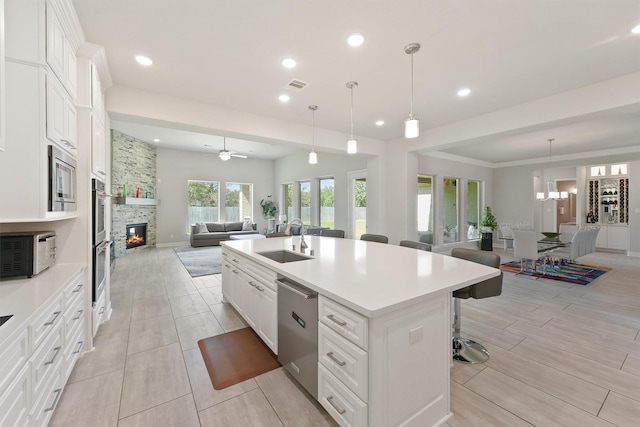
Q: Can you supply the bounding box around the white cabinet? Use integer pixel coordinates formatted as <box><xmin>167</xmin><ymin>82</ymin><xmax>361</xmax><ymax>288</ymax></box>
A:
<box><xmin>595</xmin><ymin>225</ymin><xmax>629</xmax><ymax>252</ymax></box>
<box><xmin>46</xmin><ymin>1</ymin><xmax>76</xmax><ymax>99</ymax></box>
<box><xmin>221</xmin><ymin>248</ymin><xmax>278</xmax><ymax>354</ymax></box>
<box><xmin>46</xmin><ymin>73</ymin><xmax>77</xmax><ymax>154</ymax></box>
<box><xmin>0</xmin><ymin>266</ymin><xmax>86</xmax><ymax>427</ymax></box>
<box><xmin>91</xmin><ymin>113</ymin><xmax>106</xmax><ymax>178</ymax></box>
<box><xmin>0</xmin><ymin>0</ymin><xmax>5</xmax><ymax>152</ymax></box>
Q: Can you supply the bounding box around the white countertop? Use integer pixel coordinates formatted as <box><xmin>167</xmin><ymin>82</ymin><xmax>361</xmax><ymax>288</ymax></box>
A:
<box><xmin>223</xmin><ymin>236</ymin><xmax>500</xmax><ymax>317</ymax></box>
<box><xmin>0</xmin><ymin>263</ymin><xmax>85</xmax><ymax>344</ymax></box>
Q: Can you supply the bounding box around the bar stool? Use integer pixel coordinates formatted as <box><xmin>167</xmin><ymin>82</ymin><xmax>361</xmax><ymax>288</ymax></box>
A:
<box><xmin>450</xmin><ymin>248</ymin><xmax>503</xmax><ymax>364</ymax></box>
<box><xmin>360</xmin><ymin>233</ymin><xmax>388</xmax><ymax>244</ymax></box>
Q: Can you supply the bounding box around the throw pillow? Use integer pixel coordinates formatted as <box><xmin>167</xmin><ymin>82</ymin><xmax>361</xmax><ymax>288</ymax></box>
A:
<box><xmin>195</xmin><ymin>222</ymin><xmax>208</xmax><ymax>234</ymax></box>
<box><xmin>290</xmin><ymin>224</ymin><xmax>302</xmax><ymax>235</ymax></box>
<box><xmin>242</xmin><ymin>221</ymin><xmax>253</xmax><ymax>231</ymax></box>
<box><xmin>225</xmin><ymin>222</ymin><xmax>244</xmax><ymax>231</ymax></box>
<box><xmin>208</xmin><ymin>222</ymin><xmax>225</xmax><ymax>232</ymax></box>
<box><xmin>283</xmin><ymin>224</ymin><xmax>291</xmax><ymax>235</ymax></box>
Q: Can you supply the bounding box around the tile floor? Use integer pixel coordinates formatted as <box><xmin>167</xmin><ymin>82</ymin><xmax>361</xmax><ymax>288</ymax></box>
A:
<box><xmin>49</xmin><ymin>246</ymin><xmax>640</xmax><ymax>426</ymax></box>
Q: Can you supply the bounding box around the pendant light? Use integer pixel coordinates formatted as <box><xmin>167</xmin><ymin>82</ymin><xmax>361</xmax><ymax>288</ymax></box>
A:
<box><xmin>308</xmin><ymin>105</ymin><xmax>318</xmax><ymax>164</ymax></box>
<box><xmin>404</xmin><ymin>43</ymin><xmax>420</xmax><ymax>139</ymax></box>
<box><xmin>536</xmin><ymin>138</ymin><xmax>568</xmax><ymax>201</ymax></box>
<box><xmin>346</xmin><ymin>81</ymin><xmax>358</xmax><ymax>154</ymax></box>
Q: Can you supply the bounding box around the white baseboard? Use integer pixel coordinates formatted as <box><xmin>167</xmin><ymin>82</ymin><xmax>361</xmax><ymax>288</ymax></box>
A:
<box><xmin>627</xmin><ymin>251</ymin><xmax>640</xmax><ymax>258</ymax></box>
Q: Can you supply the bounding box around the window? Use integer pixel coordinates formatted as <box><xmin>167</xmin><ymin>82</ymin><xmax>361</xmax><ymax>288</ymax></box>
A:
<box><xmin>283</xmin><ymin>183</ymin><xmax>293</xmax><ymax>221</ymax></box>
<box><xmin>353</xmin><ymin>176</ymin><xmax>367</xmax><ymax>238</ymax></box>
<box><xmin>417</xmin><ymin>175</ymin><xmax>434</xmax><ymax>238</ymax></box>
<box><xmin>225</xmin><ymin>182</ymin><xmax>253</xmax><ymax>222</ymax></box>
<box><xmin>188</xmin><ymin>180</ymin><xmax>219</xmax><ymax>231</ymax></box>
<box><xmin>299</xmin><ymin>181</ymin><xmax>311</xmax><ymax>225</ymax></box>
<box><xmin>319</xmin><ymin>178</ymin><xmax>335</xmax><ymax>229</ymax></box>
<box><xmin>467</xmin><ymin>180</ymin><xmax>480</xmax><ymax>239</ymax></box>
<box><xmin>443</xmin><ymin>177</ymin><xmax>459</xmax><ymax>243</ymax></box>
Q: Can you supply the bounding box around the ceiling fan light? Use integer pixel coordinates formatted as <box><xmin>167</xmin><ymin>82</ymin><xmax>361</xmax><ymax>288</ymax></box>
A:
<box><xmin>347</xmin><ymin>139</ymin><xmax>357</xmax><ymax>154</ymax></box>
<box><xmin>308</xmin><ymin>150</ymin><xmax>318</xmax><ymax>164</ymax></box>
<box><xmin>219</xmin><ymin>151</ymin><xmax>231</xmax><ymax>161</ymax></box>
<box><xmin>405</xmin><ymin>116</ymin><xmax>419</xmax><ymax>138</ymax></box>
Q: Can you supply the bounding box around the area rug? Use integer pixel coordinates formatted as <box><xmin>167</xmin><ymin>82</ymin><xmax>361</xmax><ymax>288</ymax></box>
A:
<box><xmin>174</xmin><ymin>245</ymin><xmax>222</xmax><ymax>277</ymax></box>
<box><xmin>198</xmin><ymin>327</ymin><xmax>281</xmax><ymax>390</ymax></box>
<box><xmin>500</xmin><ymin>261</ymin><xmax>610</xmax><ymax>285</ymax></box>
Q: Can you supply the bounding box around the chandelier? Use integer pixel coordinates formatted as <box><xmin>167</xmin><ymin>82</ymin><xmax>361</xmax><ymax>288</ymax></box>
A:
<box><xmin>536</xmin><ymin>138</ymin><xmax>568</xmax><ymax>201</ymax></box>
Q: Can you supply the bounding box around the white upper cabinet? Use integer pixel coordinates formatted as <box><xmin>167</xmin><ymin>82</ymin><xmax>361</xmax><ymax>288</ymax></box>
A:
<box><xmin>46</xmin><ymin>1</ymin><xmax>76</xmax><ymax>99</ymax></box>
<box><xmin>0</xmin><ymin>0</ymin><xmax>5</xmax><ymax>152</ymax></box>
<box><xmin>46</xmin><ymin>72</ymin><xmax>77</xmax><ymax>153</ymax></box>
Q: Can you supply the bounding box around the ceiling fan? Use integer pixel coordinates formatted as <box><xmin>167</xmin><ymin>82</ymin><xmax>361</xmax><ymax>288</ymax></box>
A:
<box><xmin>218</xmin><ymin>137</ymin><xmax>247</xmax><ymax>161</ymax></box>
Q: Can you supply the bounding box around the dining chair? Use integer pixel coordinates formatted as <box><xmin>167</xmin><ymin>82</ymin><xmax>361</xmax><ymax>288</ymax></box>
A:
<box><xmin>587</xmin><ymin>227</ymin><xmax>600</xmax><ymax>254</ymax></box>
<box><xmin>399</xmin><ymin>240</ymin><xmax>432</xmax><ymax>251</ymax></box>
<box><xmin>360</xmin><ymin>233</ymin><xmax>388</xmax><ymax>244</ymax></box>
<box><xmin>552</xmin><ymin>228</ymin><xmax>584</xmax><ymax>263</ymax></box>
<box><xmin>321</xmin><ymin>229</ymin><xmax>345</xmax><ymax>238</ymax></box>
<box><xmin>450</xmin><ymin>248</ymin><xmax>502</xmax><ymax>363</ymax></box>
<box><xmin>512</xmin><ymin>230</ymin><xmax>544</xmax><ymax>274</ymax></box>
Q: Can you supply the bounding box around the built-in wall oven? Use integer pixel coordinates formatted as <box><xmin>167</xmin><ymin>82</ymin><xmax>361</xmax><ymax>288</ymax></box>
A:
<box><xmin>92</xmin><ymin>179</ymin><xmax>110</xmax><ymax>303</ymax></box>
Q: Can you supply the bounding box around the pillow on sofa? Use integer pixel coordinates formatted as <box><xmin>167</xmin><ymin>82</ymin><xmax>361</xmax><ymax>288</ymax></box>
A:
<box><xmin>195</xmin><ymin>222</ymin><xmax>208</xmax><ymax>234</ymax></box>
<box><xmin>290</xmin><ymin>224</ymin><xmax>302</xmax><ymax>235</ymax></box>
<box><xmin>242</xmin><ymin>221</ymin><xmax>253</xmax><ymax>231</ymax></box>
<box><xmin>207</xmin><ymin>223</ymin><xmax>225</xmax><ymax>232</ymax></box>
<box><xmin>226</xmin><ymin>222</ymin><xmax>244</xmax><ymax>232</ymax></box>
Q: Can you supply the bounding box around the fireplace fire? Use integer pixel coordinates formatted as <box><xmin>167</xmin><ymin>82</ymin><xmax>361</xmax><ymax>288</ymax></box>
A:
<box><xmin>126</xmin><ymin>223</ymin><xmax>147</xmax><ymax>249</ymax></box>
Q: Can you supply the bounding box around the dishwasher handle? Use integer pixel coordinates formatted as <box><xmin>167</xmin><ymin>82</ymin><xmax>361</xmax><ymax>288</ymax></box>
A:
<box><xmin>276</xmin><ymin>279</ymin><xmax>317</xmax><ymax>300</ymax></box>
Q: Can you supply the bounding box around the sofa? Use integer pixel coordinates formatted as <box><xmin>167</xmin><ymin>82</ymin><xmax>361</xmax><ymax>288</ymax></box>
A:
<box><xmin>190</xmin><ymin>221</ymin><xmax>258</xmax><ymax>247</ymax></box>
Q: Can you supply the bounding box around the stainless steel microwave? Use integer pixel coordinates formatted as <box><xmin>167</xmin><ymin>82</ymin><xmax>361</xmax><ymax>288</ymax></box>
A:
<box><xmin>48</xmin><ymin>145</ymin><xmax>77</xmax><ymax>212</ymax></box>
<box><xmin>0</xmin><ymin>231</ymin><xmax>56</xmax><ymax>279</ymax></box>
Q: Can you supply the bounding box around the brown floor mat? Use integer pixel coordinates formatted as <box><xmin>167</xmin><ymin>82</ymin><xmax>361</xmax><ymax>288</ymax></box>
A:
<box><xmin>198</xmin><ymin>327</ymin><xmax>281</xmax><ymax>389</ymax></box>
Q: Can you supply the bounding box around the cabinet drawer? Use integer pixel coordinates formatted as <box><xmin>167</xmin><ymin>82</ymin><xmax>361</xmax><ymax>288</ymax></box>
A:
<box><xmin>64</xmin><ymin>322</ymin><xmax>85</xmax><ymax>381</ymax></box>
<box><xmin>319</xmin><ymin>296</ymin><xmax>368</xmax><ymax>350</ymax></box>
<box><xmin>30</xmin><ymin>294</ymin><xmax>64</xmax><ymax>352</ymax></box>
<box><xmin>244</xmin><ymin>258</ymin><xmax>277</xmax><ymax>291</ymax></box>
<box><xmin>64</xmin><ymin>290</ymin><xmax>85</xmax><ymax>342</ymax></box>
<box><xmin>30</xmin><ymin>362</ymin><xmax>63</xmax><ymax>427</ymax></box>
<box><xmin>62</xmin><ymin>274</ymin><xmax>84</xmax><ymax>308</ymax></box>
<box><xmin>0</xmin><ymin>363</ymin><xmax>31</xmax><ymax>427</ymax></box>
<box><xmin>0</xmin><ymin>329</ymin><xmax>29</xmax><ymax>393</ymax></box>
<box><xmin>318</xmin><ymin>363</ymin><xmax>367</xmax><ymax>427</ymax></box>
<box><xmin>93</xmin><ymin>288</ymin><xmax>107</xmax><ymax>337</ymax></box>
<box><xmin>31</xmin><ymin>320</ymin><xmax>64</xmax><ymax>403</ymax></box>
<box><xmin>225</xmin><ymin>250</ymin><xmax>245</xmax><ymax>269</ymax></box>
<box><xmin>319</xmin><ymin>323</ymin><xmax>368</xmax><ymax>402</ymax></box>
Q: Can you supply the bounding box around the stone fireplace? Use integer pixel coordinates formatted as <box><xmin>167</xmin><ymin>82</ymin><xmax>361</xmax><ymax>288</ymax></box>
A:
<box><xmin>112</xmin><ymin>130</ymin><xmax>157</xmax><ymax>257</ymax></box>
<box><xmin>126</xmin><ymin>223</ymin><xmax>147</xmax><ymax>249</ymax></box>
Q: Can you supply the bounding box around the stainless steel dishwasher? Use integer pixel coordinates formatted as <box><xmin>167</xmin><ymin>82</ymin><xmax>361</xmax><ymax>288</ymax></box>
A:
<box><xmin>277</xmin><ymin>276</ymin><xmax>318</xmax><ymax>399</ymax></box>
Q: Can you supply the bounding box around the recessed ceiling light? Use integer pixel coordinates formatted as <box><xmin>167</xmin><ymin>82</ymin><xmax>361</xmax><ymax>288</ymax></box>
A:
<box><xmin>375</xmin><ymin>120</ymin><xmax>385</xmax><ymax>126</ymax></box>
<box><xmin>278</xmin><ymin>94</ymin><xmax>290</xmax><ymax>102</ymax></box>
<box><xmin>631</xmin><ymin>23</ymin><xmax>640</xmax><ymax>34</ymax></box>
<box><xmin>282</xmin><ymin>58</ymin><xmax>297</xmax><ymax>68</ymax></box>
<box><xmin>347</xmin><ymin>32</ymin><xmax>365</xmax><ymax>47</ymax></box>
<box><xmin>134</xmin><ymin>55</ymin><xmax>153</xmax><ymax>66</ymax></box>
<box><xmin>457</xmin><ymin>88</ymin><xmax>471</xmax><ymax>97</ymax></box>
<box><xmin>153</xmin><ymin>138</ymin><xmax>160</xmax><ymax>142</ymax></box>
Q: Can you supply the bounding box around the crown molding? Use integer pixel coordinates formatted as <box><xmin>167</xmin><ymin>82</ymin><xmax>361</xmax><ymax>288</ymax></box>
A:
<box><xmin>77</xmin><ymin>42</ymin><xmax>113</xmax><ymax>90</ymax></box>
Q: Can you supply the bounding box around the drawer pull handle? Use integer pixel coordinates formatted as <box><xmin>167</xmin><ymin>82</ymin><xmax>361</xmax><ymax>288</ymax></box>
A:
<box><xmin>256</xmin><ymin>285</ymin><xmax>264</xmax><ymax>292</ymax></box>
<box><xmin>72</xmin><ymin>284</ymin><xmax>83</xmax><ymax>293</ymax></box>
<box><xmin>45</xmin><ymin>311</ymin><xmax>62</xmax><ymax>326</ymax></box>
<box><xmin>73</xmin><ymin>340</ymin><xmax>84</xmax><ymax>354</ymax></box>
<box><xmin>224</xmin><ymin>264</ymin><xmax>230</xmax><ymax>268</ymax></box>
<box><xmin>233</xmin><ymin>258</ymin><xmax>240</xmax><ymax>263</ymax></box>
<box><xmin>45</xmin><ymin>346</ymin><xmax>62</xmax><ymax>365</ymax></box>
<box><xmin>44</xmin><ymin>388</ymin><xmax>63</xmax><ymax>412</ymax></box>
<box><xmin>327</xmin><ymin>352</ymin><xmax>347</xmax><ymax>366</ymax></box>
<box><xmin>233</xmin><ymin>270</ymin><xmax>239</xmax><ymax>274</ymax></box>
<box><xmin>326</xmin><ymin>395</ymin><xmax>346</xmax><ymax>415</ymax></box>
<box><xmin>99</xmin><ymin>306</ymin><xmax>105</xmax><ymax>314</ymax></box>
<box><xmin>327</xmin><ymin>314</ymin><xmax>347</xmax><ymax>326</ymax></box>
<box><xmin>73</xmin><ymin>309</ymin><xmax>83</xmax><ymax>320</ymax></box>
<box><xmin>249</xmin><ymin>281</ymin><xmax>257</xmax><ymax>287</ymax></box>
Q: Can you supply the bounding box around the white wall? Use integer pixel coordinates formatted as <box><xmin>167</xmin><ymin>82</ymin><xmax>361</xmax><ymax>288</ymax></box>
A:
<box><xmin>155</xmin><ymin>147</ymin><xmax>275</xmax><ymax>245</ymax></box>
<box><xmin>273</xmin><ymin>150</ymin><xmax>368</xmax><ymax>233</ymax></box>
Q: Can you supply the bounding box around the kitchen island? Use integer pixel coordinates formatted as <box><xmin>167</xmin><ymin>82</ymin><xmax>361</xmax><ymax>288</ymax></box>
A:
<box><xmin>222</xmin><ymin>236</ymin><xmax>500</xmax><ymax>427</ymax></box>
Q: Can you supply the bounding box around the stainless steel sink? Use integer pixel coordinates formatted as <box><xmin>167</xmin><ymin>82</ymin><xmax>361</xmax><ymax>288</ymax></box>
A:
<box><xmin>257</xmin><ymin>250</ymin><xmax>313</xmax><ymax>263</ymax></box>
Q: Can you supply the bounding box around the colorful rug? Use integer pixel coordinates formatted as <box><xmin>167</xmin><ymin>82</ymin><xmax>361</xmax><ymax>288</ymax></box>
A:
<box><xmin>499</xmin><ymin>261</ymin><xmax>610</xmax><ymax>285</ymax></box>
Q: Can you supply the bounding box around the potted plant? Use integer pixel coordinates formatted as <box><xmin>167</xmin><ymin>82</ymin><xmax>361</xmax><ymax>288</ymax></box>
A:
<box><xmin>260</xmin><ymin>196</ymin><xmax>278</xmax><ymax>219</ymax></box>
<box><xmin>479</xmin><ymin>206</ymin><xmax>498</xmax><ymax>251</ymax></box>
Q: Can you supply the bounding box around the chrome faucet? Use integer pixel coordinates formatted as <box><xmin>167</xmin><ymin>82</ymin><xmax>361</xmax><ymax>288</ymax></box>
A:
<box><xmin>289</xmin><ymin>218</ymin><xmax>308</xmax><ymax>253</ymax></box>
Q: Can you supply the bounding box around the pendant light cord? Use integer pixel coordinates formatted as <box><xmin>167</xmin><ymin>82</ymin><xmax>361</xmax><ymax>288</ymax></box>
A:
<box><xmin>350</xmin><ymin>86</ymin><xmax>354</xmax><ymax>139</ymax></box>
<box><xmin>410</xmin><ymin>52</ymin><xmax>414</xmax><ymax>116</ymax></box>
